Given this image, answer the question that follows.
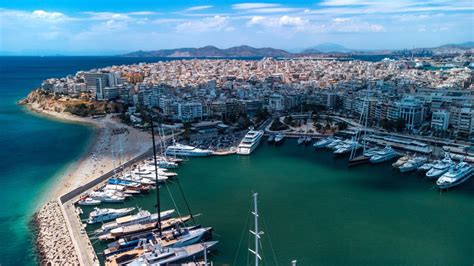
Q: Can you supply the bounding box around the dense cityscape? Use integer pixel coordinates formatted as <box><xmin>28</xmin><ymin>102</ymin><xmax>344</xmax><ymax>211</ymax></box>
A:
<box><xmin>38</xmin><ymin>55</ymin><xmax>474</xmax><ymax>140</ymax></box>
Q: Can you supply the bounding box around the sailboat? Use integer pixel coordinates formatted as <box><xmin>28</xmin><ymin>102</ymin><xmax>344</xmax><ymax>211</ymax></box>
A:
<box><xmin>348</xmin><ymin>68</ymin><xmax>373</xmax><ymax>166</ymax></box>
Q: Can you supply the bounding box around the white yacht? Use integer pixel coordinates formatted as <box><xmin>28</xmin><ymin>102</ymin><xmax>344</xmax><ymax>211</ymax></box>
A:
<box><xmin>417</xmin><ymin>162</ymin><xmax>433</xmax><ymax>172</ymax></box>
<box><xmin>363</xmin><ymin>147</ymin><xmax>381</xmax><ymax>157</ymax></box>
<box><xmin>165</xmin><ymin>143</ymin><xmax>212</xmax><ymax>157</ymax></box>
<box><xmin>370</xmin><ymin>146</ymin><xmax>397</xmax><ymax>163</ymax></box>
<box><xmin>326</xmin><ymin>139</ymin><xmax>342</xmax><ymax>149</ymax></box>
<box><xmin>274</xmin><ymin>132</ymin><xmax>285</xmax><ymax>144</ymax></box>
<box><xmin>334</xmin><ymin>141</ymin><xmax>361</xmax><ymax>155</ymax></box>
<box><xmin>313</xmin><ymin>137</ymin><xmax>334</xmax><ymax>148</ymax></box>
<box><xmin>96</xmin><ymin>209</ymin><xmax>175</xmax><ymax>235</ymax></box>
<box><xmin>426</xmin><ymin>157</ymin><xmax>453</xmax><ymax>179</ymax></box>
<box><xmin>87</xmin><ymin>207</ymin><xmax>135</xmax><ymax>224</ymax></box>
<box><xmin>399</xmin><ymin>156</ymin><xmax>428</xmax><ymax>173</ymax></box>
<box><xmin>89</xmin><ymin>191</ymin><xmax>125</xmax><ymax>203</ymax></box>
<box><xmin>436</xmin><ymin>162</ymin><xmax>473</xmax><ymax>189</ymax></box>
<box><xmin>236</xmin><ymin>129</ymin><xmax>264</xmax><ymax>155</ymax></box>
<box><xmin>77</xmin><ymin>197</ymin><xmax>101</xmax><ymax>206</ymax></box>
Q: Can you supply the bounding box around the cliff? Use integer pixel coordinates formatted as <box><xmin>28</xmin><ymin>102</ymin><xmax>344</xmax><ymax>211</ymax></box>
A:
<box><xmin>19</xmin><ymin>89</ymin><xmax>123</xmax><ymax>117</ymax></box>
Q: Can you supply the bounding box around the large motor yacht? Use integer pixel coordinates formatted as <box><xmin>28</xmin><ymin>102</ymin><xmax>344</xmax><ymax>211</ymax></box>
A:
<box><xmin>436</xmin><ymin>162</ymin><xmax>473</xmax><ymax>189</ymax></box>
<box><xmin>236</xmin><ymin>129</ymin><xmax>264</xmax><ymax>155</ymax></box>
<box><xmin>370</xmin><ymin>146</ymin><xmax>397</xmax><ymax>163</ymax></box>
<box><xmin>165</xmin><ymin>143</ymin><xmax>212</xmax><ymax>157</ymax></box>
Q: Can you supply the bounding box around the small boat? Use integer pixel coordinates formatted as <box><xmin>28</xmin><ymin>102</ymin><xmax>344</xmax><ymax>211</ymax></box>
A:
<box><xmin>297</xmin><ymin>136</ymin><xmax>305</xmax><ymax>145</ymax></box>
<box><xmin>77</xmin><ymin>197</ymin><xmax>101</xmax><ymax>206</ymax></box>
<box><xmin>313</xmin><ymin>137</ymin><xmax>334</xmax><ymax>148</ymax></box>
<box><xmin>87</xmin><ymin>207</ymin><xmax>136</xmax><ymax>224</ymax></box>
<box><xmin>267</xmin><ymin>134</ymin><xmax>275</xmax><ymax>143</ymax></box>
<box><xmin>399</xmin><ymin>156</ymin><xmax>428</xmax><ymax>173</ymax></box>
<box><xmin>392</xmin><ymin>155</ymin><xmax>410</xmax><ymax>168</ymax></box>
<box><xmin>274</xmin><ymin>133</ymin><xmax>285</xmax><ymax>144</ymax></box>
<box><xmin>304</xmin><ymin>136</ymin><xmax>312</xmax><ymax>145</ymax></box>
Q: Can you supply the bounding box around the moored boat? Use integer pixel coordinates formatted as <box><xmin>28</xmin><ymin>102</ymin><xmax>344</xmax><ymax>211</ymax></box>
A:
<box><xmin>370</xmin><ymin>146</ymin><xmax>398</xmax><ymax>163</ymax></box>
<box><xmin>313</xmin><ymin>137</ymin><xmax>334</xmax><ymax>148</ymax></box>
<box><xmin>399</xmin><ymin>156</ymin><xmax>428</xmax><ymax>173</ymax></box>
<box><xmin>236</xmin><ymin>129</ymin><xmax>264</xmax><ymax>155</ymax></box>
<box><xmin>436</xmin><ymin>162</ymin><xmax>473</xmax><ymax>189</ymax></box>
<box><xmin>88</xmin><ymin>207</ymin><xmax>136</xmax><ymax>224</ymax></box>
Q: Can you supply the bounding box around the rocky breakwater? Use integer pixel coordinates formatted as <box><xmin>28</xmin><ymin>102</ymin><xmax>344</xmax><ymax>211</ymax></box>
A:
<box><xmin>34</xmin><ymin>201</ymin><xmax>79</xmax><ymax>265</ymax></box>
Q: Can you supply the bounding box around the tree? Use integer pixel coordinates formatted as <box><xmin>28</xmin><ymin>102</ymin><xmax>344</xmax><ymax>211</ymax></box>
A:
<box><xmin>182</xmin><ymin>122</ymin><xmax>192</xmax><ymax>140</ymax></box>
<box><xmin>237</xmin><ymin>113</ymin><xmax>252</xmax><ymax>129</ymax></box>
<box><xmin>284</xmin><ymin>115</ymin><xmax>293</xmax><ymax>125</ymax></box>
<box><xmin>255</xmin><ymin>107</ymin><xmax>270</xmax><ymax>124</ymax></box>
<box><xmin>337</xmin><ymin>121</ymin><xmax>348</xmax><ymax>131</ymax></box>
<box><xmin>270</xmin><ymin>118</ymin><xmax>289</xmax><ymax>131</ymax></box>
<box><xmin>394</xmin><ymin>118</ymin><xmax>406</xmax><ymax>132</ymax></box>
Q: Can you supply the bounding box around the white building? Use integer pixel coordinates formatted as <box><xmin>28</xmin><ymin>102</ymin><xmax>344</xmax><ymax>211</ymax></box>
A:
<box><xmin>398</xmin><ymin>97</ymin><xmax>424</xmax><ymax>131</ymax></box>
<box><xmin>171</xmin><ymin>102</ymin><xmax>203</xmax><ymax>122</ymax></box>
<box><xmin>431</xmin><ymin>110</ymin><xmax>450</xmax><ymax>131</ymax></box>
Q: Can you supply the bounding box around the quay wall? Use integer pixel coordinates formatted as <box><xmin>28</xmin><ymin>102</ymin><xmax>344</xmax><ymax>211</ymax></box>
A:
<box><xmin>59</xmin><ymin>148</ymin><xmax>154</xmax><ymax>204</ymax></box>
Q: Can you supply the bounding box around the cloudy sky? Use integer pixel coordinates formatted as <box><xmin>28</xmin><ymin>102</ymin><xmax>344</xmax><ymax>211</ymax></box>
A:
<box><xmin>0</xmin><ymin>0</ymin><xmax>473</xmax><ymax>55</ymax></box>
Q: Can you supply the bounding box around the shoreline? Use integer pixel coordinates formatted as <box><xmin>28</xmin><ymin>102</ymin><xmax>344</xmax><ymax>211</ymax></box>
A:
<box><xmin>23</xmin><ymin>104</ymin><xmax>152</xmax><ymax>201</ymax></box>
<box><xmin>22</xmin><ymin>102</ymin><xmax>152</xmax><ymax>264</ymax></box>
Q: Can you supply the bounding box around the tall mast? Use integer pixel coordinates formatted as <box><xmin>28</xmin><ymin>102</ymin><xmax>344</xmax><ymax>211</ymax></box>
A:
<box><xmin>150</xmin><ymin>115</ymin><xmax>162</xmax><ymax>236</ymax></box>
<box><xmin>249</xmin><ymin>193</ymin><xmax>263</xmax><ymax>266</ymax></box>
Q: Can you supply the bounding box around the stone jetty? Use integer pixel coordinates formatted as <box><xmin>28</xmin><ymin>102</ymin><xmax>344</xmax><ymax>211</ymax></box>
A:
<box><xmin>34</xmin><ymin>201</ymin><xmax>79</xmax><ymax>265</ymax></box>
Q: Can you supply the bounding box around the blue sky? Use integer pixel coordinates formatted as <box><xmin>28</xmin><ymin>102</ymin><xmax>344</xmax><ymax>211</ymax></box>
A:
<box><xmin>0</xmin><ymin>0</ymin><xmax>473</xmax><ymax>55</ymax></box>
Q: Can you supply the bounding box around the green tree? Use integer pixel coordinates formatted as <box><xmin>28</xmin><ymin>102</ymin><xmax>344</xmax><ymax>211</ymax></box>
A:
<box><xmin>337</xmin><ymin>121</ymin><xmax>348</xmax><ymax>131</ymax></box>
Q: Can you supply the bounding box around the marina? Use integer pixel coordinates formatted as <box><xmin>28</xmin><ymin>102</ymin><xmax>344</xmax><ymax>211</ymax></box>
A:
<box><xmin>70</xmin><ymin>137</ymin><xmax>474</xmax><ymax>265</ymax></box>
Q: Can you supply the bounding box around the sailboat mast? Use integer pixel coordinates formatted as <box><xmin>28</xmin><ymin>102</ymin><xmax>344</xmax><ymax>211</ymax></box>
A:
<box><xmin>150</xmin><ymin>116</ymin><xmax>162</xmax><ymax>236</ymax></box>
<box><xmin>252</xmin><ymin>193</ymin><xmax>261</xmax><ymax>266</ymax></box>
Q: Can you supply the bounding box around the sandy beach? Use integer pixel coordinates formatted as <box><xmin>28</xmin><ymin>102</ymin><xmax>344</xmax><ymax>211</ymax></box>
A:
<box><xmin>26</xmin><ymin>106</ymin><xmax>152</xmax><ymax>200</ymax></box>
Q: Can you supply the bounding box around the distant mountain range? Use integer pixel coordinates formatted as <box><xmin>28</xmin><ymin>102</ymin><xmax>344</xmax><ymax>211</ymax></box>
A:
<box><xmin>123</xmin><ymin>45</ymin><xmax>292</xmax><ymax>58</ymax></box>
<box><xmin>121</xmin><ymin>42</ymin><xmax>474</xmax><ymax>58</ymax></box>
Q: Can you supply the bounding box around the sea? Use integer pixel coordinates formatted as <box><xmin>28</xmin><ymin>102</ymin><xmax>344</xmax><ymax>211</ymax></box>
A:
<box><xmin>0</xmin><ymin>56</ymin><xmax>473</xmax><ymax>265</ymax></box>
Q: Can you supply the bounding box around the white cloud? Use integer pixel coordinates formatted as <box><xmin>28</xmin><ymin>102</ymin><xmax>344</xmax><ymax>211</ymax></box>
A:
<box><xmin>184</xmin><ymin>5</ymin><xmax>213</xmax><ymax>12</ymax></box>
<box><xmin>31</xmin><ymin>10</ymin><xmax>66</xmax><ymax>21</ymax></box>
<box><xmin>81</xmin><ymin>12</ymin><xmax>131</xmax><ymax>21</ymax></box>
<box><xmin>176</xmin><ymin>16</ymin><xmax>230</xmax><ymax>32</ymax></box>
<box><xmin>333</xmin><ymin>17</ymin><xmax>351</xmax><ymax>23</ymax></box>
<box><xmin>232</xmin><ymin>3</ymin><xmax>281</xmax><ymax>10</ymax></box>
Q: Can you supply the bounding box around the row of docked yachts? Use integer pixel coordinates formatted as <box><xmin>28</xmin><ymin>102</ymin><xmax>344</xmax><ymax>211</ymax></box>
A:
<box><xmin>393</xmin><ymin>153</ymin><xmax>474</xmax><ymax>189</ymax></box>
<box><xmin>76</xmin><ymin>152</ymin><xmax>218</xmax><ymax>265</ymax></box>
<box><xmin>314</xmin><ymin>137</ymin><xmax>398</xmax><ymax>163</ymax></box>
<box><xmin>87</xmin><ymin>205</ymin><xmax>216</xmax><ymax>265</ymax></box>
<box><xmin>77</xmin><ymin>156</ymin><xmax>182</xmax><ymax>206</ymax></box>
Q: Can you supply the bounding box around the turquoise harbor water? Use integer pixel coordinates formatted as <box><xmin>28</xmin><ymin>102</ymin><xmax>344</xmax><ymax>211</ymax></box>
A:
<box><xmin>0</xmin><ymin>57</ymin><xmax>176</xmax><ymax>265</ymax></box>
<box><xmin>84</xmin><ymin>140</ymin><xmax>474</xmax><ymax>265</ymax></box>
<box><xmin>1</xmin><ymin>56</ymin><xmax>473</xmax><ymax>265</ymax></box>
